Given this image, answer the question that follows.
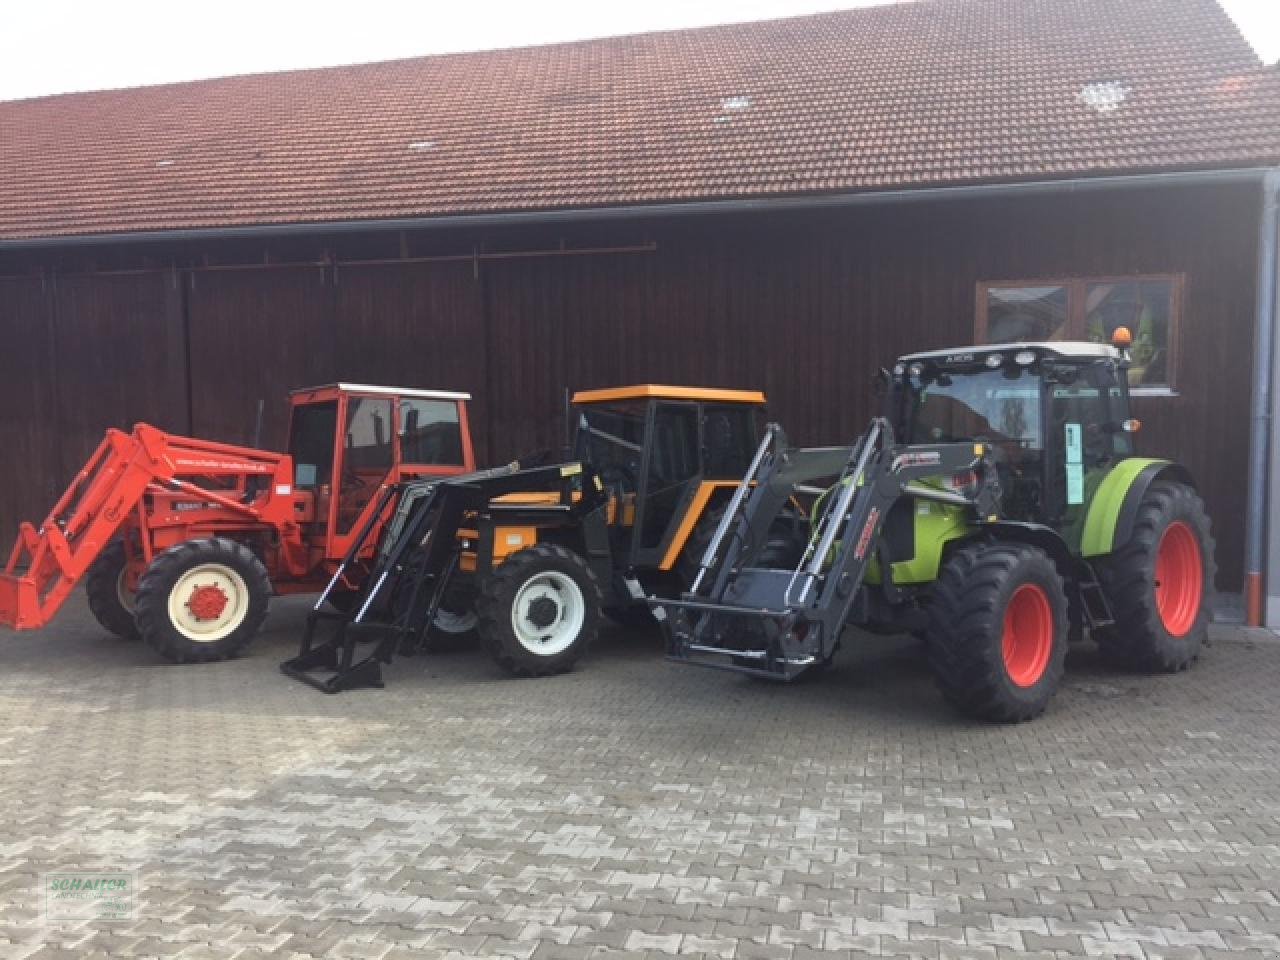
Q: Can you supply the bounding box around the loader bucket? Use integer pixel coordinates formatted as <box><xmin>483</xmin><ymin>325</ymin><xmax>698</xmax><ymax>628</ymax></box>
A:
<box><xmin>0</xmin><ymin>571</ymin><xmax>41</xmax><ymax>630</ymax></box>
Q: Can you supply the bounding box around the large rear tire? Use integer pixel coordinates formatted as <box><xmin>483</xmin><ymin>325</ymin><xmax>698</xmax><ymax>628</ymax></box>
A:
<box><xmin>926</xmin><ymin>542</ymin><xmax>1068</xmax><ymax>723</ymax></box>
<box><xmin>135</xmin><ymin>538</ymin><xmax>271</xmax><ymax>663</ymax></box>
<box><xmin>1094</xmin><ymin>481</ymin><xmax>1215</xmax><ymax>672</ymax></box>
<box><xmin>476</xmin><ymin>544</ymin><xmax>601</xmax><ymax>676</ymax></box>
<box><xmin>85</xmin><ymin>541</ymin><xmax>140</xmax><ymax>640</ymax></box>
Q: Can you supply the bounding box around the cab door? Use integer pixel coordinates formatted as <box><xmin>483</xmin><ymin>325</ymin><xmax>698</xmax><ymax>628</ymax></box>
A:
<box><xmin>287</xmin><ymin>398</ymin><xmax>341</xmax><ymax>538</ymax></box>
<box><xmin>632</xmin><ymin>401</ymin><xmax>701</xmax><ymax>567</ymax></box>
<box><xmin>332</xmin><ymin>394</ymin><xmax>395</xmax><ymax>543</ymax></box>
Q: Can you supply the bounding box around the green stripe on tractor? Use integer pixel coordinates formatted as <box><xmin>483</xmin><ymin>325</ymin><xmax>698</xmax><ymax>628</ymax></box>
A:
<box><xmin>866</xmin><ymin>498</ymin><xmax>970</xmax><ymax>585</ymax></box>
<box><xmin>1078</xmin><ymin>457</ymin><xmax>1169</xmax><ymax>557</ymax></box>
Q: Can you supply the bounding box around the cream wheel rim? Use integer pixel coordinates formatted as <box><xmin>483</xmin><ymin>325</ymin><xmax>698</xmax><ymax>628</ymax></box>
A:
<box><xmin>167</xmin><ymin>563</ymin><xmax>250</xmax><ymax>643</ymax></box>
<box><xmin>116</xmin><ymin>569</ymin><xmax>136</xmax><ymax>613</ymax></box>
<box><xmin>510</xmin><ymin>571</ymin><xmax>584</xmax><ymax>656</ymax></box>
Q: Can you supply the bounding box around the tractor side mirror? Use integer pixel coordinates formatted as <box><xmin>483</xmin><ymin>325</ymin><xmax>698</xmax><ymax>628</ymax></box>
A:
<box><xmin>874</xmin><ymin>368</ymin><xmax>890</xmax><ymax>397</ymax></box>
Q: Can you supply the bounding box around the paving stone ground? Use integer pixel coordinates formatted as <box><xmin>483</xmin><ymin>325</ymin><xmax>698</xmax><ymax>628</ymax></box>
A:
<box><xmin>0</xmin><ymin>594</ymin><xmax>1277</xmax><ymax>959</ymax></box>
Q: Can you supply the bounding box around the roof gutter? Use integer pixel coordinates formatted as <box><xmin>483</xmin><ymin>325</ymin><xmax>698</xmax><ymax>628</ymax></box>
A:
<box><xmin>0</xmin><ymin>166</ymin><xmax>1273</xmax><ymax>250</ymax></box>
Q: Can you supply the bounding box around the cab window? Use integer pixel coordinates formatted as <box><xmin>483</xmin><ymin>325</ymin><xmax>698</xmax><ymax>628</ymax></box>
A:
<box><xmin>641</xmin><ymin>403</ymin><xmax>700</xmax><ymax>548</ymax></box>
<box><xmin>575</xmin><ymin>403</ymin><xmax>647</xmax><ymax>494</ymax></box>
<box><xmin>399</xmin><ymin>398</ymin><xmax>463</xmax><ymax>465</ymax></box>
<box><xmin>701</xmin><ymin>405</ymin><xmax>757</xmax><ymax>478</ymax></box>
<box><xmin>338</xmin><ymin>397</ymin><xmax>393</xmax><ymax>534</ymax></box>
<box><xmin>288</xmin><ymin>400</ymin><xmax>338</xmax><ymax>489</ymax></box>
<box><xmin>343</xmin><ymin>397</ymin><xmax>393</xmax><ymax>471</ymax></box>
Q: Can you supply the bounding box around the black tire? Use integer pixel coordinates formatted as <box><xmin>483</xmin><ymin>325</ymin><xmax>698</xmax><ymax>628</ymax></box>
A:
<box><xmin>926</xmin><ymin>542</ymin><xmax>1068</xmax><ymax>723</ymax></box>
<box><xmin>476</xmin><ymin>544</ymin><xmax>601</xmax><ymax>676</ymax></box>
<box><xmin>85</xmin><ymin>541</ymin><xmax>140</xmax><ymax>640</ymax></box>
<box><xmin>677</xmin><ymin>505</ymin><xmax>807</xmax><ymax>588</ymax></box>
<box><xmin>134</xmin><ymin>538</ymin><xmax>271</xmax><ymax>663</ymax></box>
<box><xmin>422</xmin><ymin>593</ymin><xmax>480</xmax><ymax>652</ymax></box>
<box><xmin>1094</xmin><ymin>481</ymin><xmax>1215</xmax><ymax>672</ymax></box>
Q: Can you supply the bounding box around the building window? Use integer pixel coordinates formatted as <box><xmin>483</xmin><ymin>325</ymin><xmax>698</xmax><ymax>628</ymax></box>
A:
<box><xmin>976</xmin><ymin>275</ymin><xmax>1182</xmax><ymax>391</ymax></box>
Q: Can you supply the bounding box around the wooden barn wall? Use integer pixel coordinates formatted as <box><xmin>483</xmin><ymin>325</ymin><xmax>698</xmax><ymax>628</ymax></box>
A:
<box><xmin>0</xmin><ymin>182</ymin><xmax>1259</xmax><ymax>588</ymax></box>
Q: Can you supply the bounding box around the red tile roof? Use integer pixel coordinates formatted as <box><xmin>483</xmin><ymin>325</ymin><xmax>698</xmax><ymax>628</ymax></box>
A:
<box><xmin>1</xmin><ymin>0</ymin><xmax>1277</xmax><ymax>241</ymax></box>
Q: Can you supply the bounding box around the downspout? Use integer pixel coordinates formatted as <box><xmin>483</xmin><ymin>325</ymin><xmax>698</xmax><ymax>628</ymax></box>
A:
<box><xmin>1245</xmin><ymin>169</ymin><xmax>1279</xmax><ymax>626</ymax></box>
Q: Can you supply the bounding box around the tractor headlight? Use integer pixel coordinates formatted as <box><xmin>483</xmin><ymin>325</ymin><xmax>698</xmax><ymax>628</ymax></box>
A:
<box><xmin>1014</xmin><ymin>349</ymin><xmax>1036</xmax><ymax>366</ymax></box>
<box><xmin>907</xmin><ymin>362</ymin><xmax>924</xmax><ymax>378</ymax></box>
<box><xmin>984</xmin><ymin>353</ymin><xmax>1003</xmax><ymax>368</ymax></box>
<box><xmin>893</xmin><ymin>363</ymin><xmax>906</xmax><ymax>377</ymax></box>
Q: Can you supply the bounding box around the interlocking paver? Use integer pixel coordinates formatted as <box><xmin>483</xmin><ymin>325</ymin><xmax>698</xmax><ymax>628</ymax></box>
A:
<box><xmin>1</xmin><ymin>596</ymin><xmax>1278</xmax><ymax>958</ymax></box>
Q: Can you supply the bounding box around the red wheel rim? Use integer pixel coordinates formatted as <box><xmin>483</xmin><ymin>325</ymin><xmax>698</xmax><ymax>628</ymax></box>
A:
<box><xmin>1002</xmin><ymin>584</ymin><xmax>1053</xmax><ymax>688</ymax></box>
<box><xmin>1155</xmin><ymin>521</ymin><xmax>1203</xmax><ymax>637</ymax></box>
<box><xmin>188</xmin><ymin>584</ymin><xmax>230</xmax><ymax>621</ymax></box>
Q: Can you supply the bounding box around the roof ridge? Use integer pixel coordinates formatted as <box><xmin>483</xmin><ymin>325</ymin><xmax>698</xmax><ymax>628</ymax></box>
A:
<box><xmin>1</xmin><ymin>0</ymin><xmax>1276</xmax><ymax>242</ymax></box>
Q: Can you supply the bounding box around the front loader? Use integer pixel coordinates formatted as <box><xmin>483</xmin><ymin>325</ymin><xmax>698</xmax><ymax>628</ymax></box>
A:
<box><xmin>0</xmin><ymin>384</ymin><xmax>477</xmax><ymax>663</ymax></box>
<box><xmin>651</xmin><ymin>333</ymin><xmax>1215</xmax><ymax>722</ymax></box>
<box><xmin>282</xmin><ymin>460</ymin><xmax>611</xmax><ymax>692</ymax></box>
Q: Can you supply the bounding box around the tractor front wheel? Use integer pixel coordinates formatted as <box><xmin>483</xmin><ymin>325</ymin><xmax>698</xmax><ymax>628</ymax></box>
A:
<box><xmin>926</xmin><ymin>542</ymin><xmax>1068</xmax><ymax>722</ymax></box>
<box><xmin>476</xmin><ymin>544</ymin><xmax>601</xmax><ymax>676</ymax></box>
<box><xmin>85</xmin><ymin>541</ymin><xmax>140</xmax><ymax>640</ymax></box>
<box><xmin>134</xmin><ymin>538</ymin><xmax>271</xmax><ymax>663</ymax></box>
<box><xmin>1095</xmin><ymin>482</ymin><xmax>1215</xmax><ymax>672</ymax></box>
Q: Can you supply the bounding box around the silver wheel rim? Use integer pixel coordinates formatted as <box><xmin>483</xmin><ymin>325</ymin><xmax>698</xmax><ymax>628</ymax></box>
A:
<box><xmin>509</xmin><ymin>570</ymin><xmax>584</xmax><ymax>657</ymax></box>
<box><xmin>166</xmin><ymin>562</ymin><xmax>250</xmax><ymax>643</ymax></box>
<box><xmin>432</xmin><ymin>607</ymin><xmax>478</xmax><ymax>634</ymax></box>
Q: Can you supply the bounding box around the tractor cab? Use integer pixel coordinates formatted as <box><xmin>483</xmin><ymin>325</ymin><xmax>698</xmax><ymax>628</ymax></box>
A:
<box><xmin>888</xmin><ymin>340</ymin><xmax>1138</xmax><ymax>528</ymax></box>
<box><xmin>286</xmin><ymin>384</ymin><xmax>476</xmax><ymax>558</ymax></box>
<box><xmin>571</xmin><ymin>385</ymin><xmax>766</xmax><ymax>569</ymax></box>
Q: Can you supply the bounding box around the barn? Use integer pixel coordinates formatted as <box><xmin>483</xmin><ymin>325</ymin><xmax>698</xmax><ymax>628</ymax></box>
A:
<box><xmin>1</xmin><ymin>0</ymin><xmax>1278</xmax><ymax>620</ymax></box>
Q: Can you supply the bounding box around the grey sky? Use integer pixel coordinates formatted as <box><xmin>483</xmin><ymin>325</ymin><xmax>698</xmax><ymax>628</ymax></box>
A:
<box><xmin>0</xmin><ymin>0</ymin><xmax>1276</xmax><ymax>103</ymax></box>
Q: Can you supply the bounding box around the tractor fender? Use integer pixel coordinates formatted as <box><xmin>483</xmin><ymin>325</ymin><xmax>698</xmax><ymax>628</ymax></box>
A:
<box><xmin>1080</xmin><ymin>459</ymin><xmax>1194</xmax><ymax>557</ymax></box>
<box><xmin>960</xmin><ymin>521</ymin><xmax>1076</xmax><ymax>576</ymax></box>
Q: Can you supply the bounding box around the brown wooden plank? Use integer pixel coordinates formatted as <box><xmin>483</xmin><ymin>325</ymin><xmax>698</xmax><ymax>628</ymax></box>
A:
<box><xmin>0</xmin><ymin>276</ymin><xmax>57</xmax><ymax>550</ymax></box>
<box><xmin>50</xmin><ymin>270</ymin><xmax>187</xmax><ymax>499</ymax></box>
<box><xmin>186</xmin><ymin>266</ymin><xmax>333</xmax><ymax>452</ymax></box>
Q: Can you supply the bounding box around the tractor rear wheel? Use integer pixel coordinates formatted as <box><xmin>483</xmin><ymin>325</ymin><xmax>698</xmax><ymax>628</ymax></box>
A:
<box><xmin>85</xmin><ymin>541</ymin><xmax>139</xmax><ymax>640</ymax></box>
<box><xmin>1094</xmin><ymin>481</ymin><xmax>1215</xmax><ymax>672</ymax></box>
<box><xmin>926</xmin><ymin>542</ymin><xmax>1068</xmax><ymax>722</ymax></box>
<box><xmin>476</xmin><ymin>544</ymin><xmax>601</xmax><ymax>676</ymax></box>
<box><xmin>134</xmin><ymin>538</ymin><xmax>271</xmax><ymax>663</ymax></box>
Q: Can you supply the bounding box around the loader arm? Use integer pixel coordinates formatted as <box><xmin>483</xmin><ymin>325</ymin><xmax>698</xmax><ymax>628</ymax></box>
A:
<box><xmin>652</xmin><ymin>419</ymin><xmax>998</xmax><ymax>678</ymax></box>
<box><xmin>0</xmin><ymin>424</ymin><xmax>293</xmax><ymax>630</ymax></box>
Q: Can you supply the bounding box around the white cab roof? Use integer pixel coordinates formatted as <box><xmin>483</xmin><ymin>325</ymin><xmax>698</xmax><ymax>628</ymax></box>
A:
<box><xmin>900</xmin><ymin>341</ymin><xmax>1121</xmax><ymax>363</ymax></box>
<box><xmin>293</xmin><ymin>383</ymin><xmax>471</xmax><ymax>400</ymax></box>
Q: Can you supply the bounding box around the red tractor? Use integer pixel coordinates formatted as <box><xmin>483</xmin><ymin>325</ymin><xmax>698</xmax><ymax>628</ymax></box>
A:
<box><xmin>0</xmin><ymin>383</ymin><xmax>476</xmax><ymax>662</ymax></box>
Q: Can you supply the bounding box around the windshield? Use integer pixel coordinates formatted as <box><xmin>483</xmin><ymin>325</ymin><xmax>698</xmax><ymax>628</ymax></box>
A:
<box><xmin>574</xmin><ymin>403</ymin><xmax>647</xmax><ymax>493</ymax></box>
<box><xmin>909</xmin><ymin>368</ymin><xmax>1041</xmax><ymax>451</ymax></box>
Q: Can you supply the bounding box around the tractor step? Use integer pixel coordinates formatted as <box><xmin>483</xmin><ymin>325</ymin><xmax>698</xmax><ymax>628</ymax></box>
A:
<box><xmin>1078</xmin><ymin>574</ymin><xmax>1115</xmax><ymax>630</ymax></box>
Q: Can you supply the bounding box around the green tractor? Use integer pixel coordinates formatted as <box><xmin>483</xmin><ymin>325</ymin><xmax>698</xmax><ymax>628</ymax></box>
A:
<box><xmin>652</xmin><ymin>336</ymin><xmax>1215</xmax><ymax>722</ymax></box>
